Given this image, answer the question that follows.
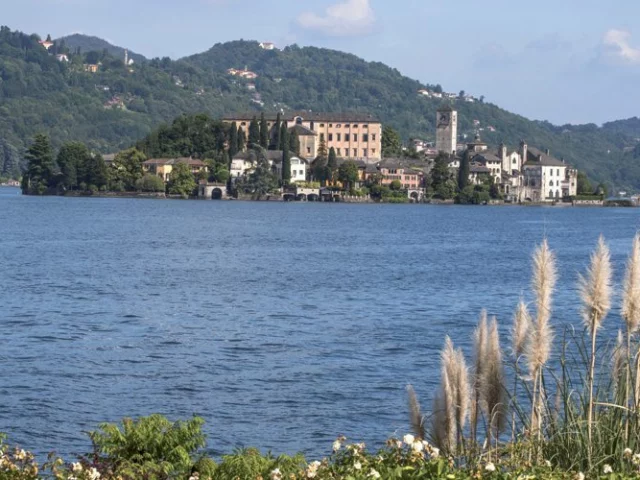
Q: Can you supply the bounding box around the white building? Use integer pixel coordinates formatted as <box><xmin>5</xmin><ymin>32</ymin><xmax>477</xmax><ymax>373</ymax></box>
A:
<box><xmin>259</xmin><ymin>42</ymin><xmax>276</xmax><ymax>50</ymax></box>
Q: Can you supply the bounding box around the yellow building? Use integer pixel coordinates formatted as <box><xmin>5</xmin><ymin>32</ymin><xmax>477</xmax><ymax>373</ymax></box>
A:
<box><xmin>223</xmin><ymin>112</ymin><xmax>383</xmax><ymax>161</ymax></box>
<box><xmin>143</xmin><ymin>158</ymin><xmax>207</xmax><ymax>182</ymax></box>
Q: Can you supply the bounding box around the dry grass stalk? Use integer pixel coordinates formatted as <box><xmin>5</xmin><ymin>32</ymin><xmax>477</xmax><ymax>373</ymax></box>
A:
<box><xmin>407</xmin><ymin>385</ymin><xmax>425</xmax><ymax>440</ymax></box>
<box><xmin>527</xmin><ymin>239</ymin><xmax>557</xmax><ymax>440</ymax></box>
<box><xmin>483</xmin><ymin>317</ymin><xmax>507</xmax><ymax>445</ymax></box>
<box><xmin>622</xmin><ymin>235</ymin><xmax>640</xmax><ymax>415</ymax></box>
<box><xmin>578</xmin><ymin>235</ymin><xmax>612</xmax><ymax>454</ymax></box>
<box><xmin>512</xmin><ymin>300</ymin><xmax>531</xmax><ymax>362</ymax></box>
<box><xmin>471</xmin><ymin>311</ymin><xmax>488</xmax><ymax>441</ymax></box>
<box><xmin>612</xmin><ymin>330</ymin><xmax>626</xmax><ymax>390</ymax></box>
<box><xmin>453</xmin><ymin>346</ymin><xmax>470</xmax><ymax>444</ymax></box>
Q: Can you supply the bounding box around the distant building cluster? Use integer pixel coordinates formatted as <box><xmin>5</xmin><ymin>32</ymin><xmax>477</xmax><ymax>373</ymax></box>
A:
<box><xmin>227</xmin><ymin>67</ymin><xmax>258</xmax><ymax>79</ymax></box>
<box><xmin>418</xmin><ymin>89</ymin><xmax>478</xmax><ymax>103</ymax></box>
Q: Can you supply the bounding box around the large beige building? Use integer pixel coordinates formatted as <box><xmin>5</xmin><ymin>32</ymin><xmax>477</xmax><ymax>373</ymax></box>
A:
<box><xmin>222</xmin><ymin>112</ymin><xmax>382</xmax><ymax>161</ymax></box>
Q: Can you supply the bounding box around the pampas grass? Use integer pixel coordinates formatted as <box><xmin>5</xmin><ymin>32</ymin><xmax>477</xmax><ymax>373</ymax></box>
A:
<box><xmin>511</xmin><ymin>300</ymin><xmax>530</xmax><ymax>440</ymax></box>
<box><xmin>579</xmin><ymin>235</ymin><xmax>612</xmax><ymax>452</ymax></box>
<box><xmin>471</xmin><ymin>311</ymin><xmax>488</xmax><ymax>442</ymax></box>
<box><xmin>407</xmin><ymin>385</ymin><xmax>425</xmax><ymax>440</ymax></box>
<box><xmin>483</xmin><ymin>317</ymin><xmax>507</xmax><ymax>445</ymax></box>
<box><xmin>527</xmin><ymin>239</ymin><xmax>557</xmax><ymax>438</ymax></box>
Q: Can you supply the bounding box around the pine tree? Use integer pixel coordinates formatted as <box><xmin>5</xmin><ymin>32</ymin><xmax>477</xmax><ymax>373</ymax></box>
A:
<box><xmin>259</xmin><ymin>112</ymin><xmax>269</xmax><ymax>148</ymax></box>
<box><xmin>458</xmin><ymin>152</ymin><xmax>470</xmax><ymax>190</ymax></box>
<box><xmin>22</xmin><ymin>133</ymin><xmax>55</xmax><ymax>195</ymax></box>
<box><xmin>237</xmin><ymin>126</ymin><xmax>246</xmax><ymax>152</ymax></box>
<box><xmin>248</xmin><ymin>116</ymin><xmax>260</xmax><ymax>146</ymax></box>
<box><xmin>83</xmin><ymin>153</ymin><xmax>108</xmax><ymax>190</ymax></box>
<box><xmin>281</xmin><ymin>128</ymin><xmax>291</xmax><ymax>184</ymax></box>
<box><xmin>229</xmin><ymin>122</ymin><xmax>238</xmax><ymax>158</ymax></box>
<box><xmin>290</xmin><ymin>130</ymin><xmax>300</xmax><ymax>157</ymax></box>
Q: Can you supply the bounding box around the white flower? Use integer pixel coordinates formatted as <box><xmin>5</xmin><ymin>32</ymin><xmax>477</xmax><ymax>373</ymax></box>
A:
<box><xmin>394</xmin><ymin>439</ymin><xmax>403</xmax><ymax>449</ymax></box>
<box><xmin>574</xmin><ymin>473</ymin><xmax>585</xmax><ymax>480</ymax></box>
<box><xmin>354</xmin><ymin>460</ymin><xmax>362</xmax><ymax>470</ymax></box>
<box><xmin>411</xmin><ymin>440</ymin><xmax>424</xmax><ymax>453</ymax></box>
<box><xmin>88</xmin><ymin>467</ymin><xmax>101</xmax><ymax>480</ymax></box>
<box><xmin>14</xmin><ymin>449</ymin><xmax>26</xmax><ymax>461</ymax></box>
<box><xmin>369</xmin><ymin>469</ymin><xmax>381</xmax><ymax>479</ymax></box>
<box><xmin>306</xmin><ymin>461</ymin><xmax>321</xmax><ymax>478</ymax></box>
<box><xmin>624</xmin><ymin>448</ymin><xmax>633</xmax><ymax>458</ymax></box>
<box><xmin>633</xmin><ymin>453</ymin><xmax>640</xmax><ymax>465</ymax></box>
<box><xmin>545</xmin><ymin>460</ymin><xmax>551</xmax><ymax>468</ymax></box>
<box><xmin>403</xmin><ymin>434</ymin><xmax>415</xmax><ymax>445</ymax></box>
<box><xmin>332</xmin><ymin>440</ymin><xmax>342</xmax><ymax>452</ymax></box>
<box><xmin>485</xmin><ymin>462</ymin><xmax>496</xmax><ymax>472</ymax></box>
<box><xmin>270</xmin><ymin>467</ymin><xmax>282</xmax><ymax>480</ymax></box>
<box><xmin>431</xmin><ymin>447</ymin><xmax>440</xmax><ymax>458</ymax></box>
<box><xmin>72</xmin><ymin>463</ymin><xmax>83</xmax><ymax>473</ymax></box>
<box><xmin>603</xmin><ymin>464</ymin><xmax>613</xmax><ymax>474</ymax></box>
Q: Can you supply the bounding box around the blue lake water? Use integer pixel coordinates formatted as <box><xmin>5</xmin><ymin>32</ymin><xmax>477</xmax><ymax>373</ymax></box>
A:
<box><xmin>1</xmin><ymin>186</ymin><xmax>640</xmax><ymax>460</ymax></box>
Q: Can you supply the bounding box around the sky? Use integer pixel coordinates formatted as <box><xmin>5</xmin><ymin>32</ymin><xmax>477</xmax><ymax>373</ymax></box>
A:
<box><xmin>4</xmin><ymin>0</ymin><xmax>640</xmax><ymax>125</ymax></box>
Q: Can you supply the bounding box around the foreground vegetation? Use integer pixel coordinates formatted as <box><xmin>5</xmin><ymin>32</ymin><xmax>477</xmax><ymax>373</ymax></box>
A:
<box><xmin>5</xmin><ymin>236</ymin><xmax>640</xmax><ymax>479</ymax></box>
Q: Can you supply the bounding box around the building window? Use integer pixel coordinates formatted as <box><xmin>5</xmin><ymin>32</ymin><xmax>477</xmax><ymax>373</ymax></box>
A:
<box><xmin>337</xmin><ymin>148</ymin><xmax>341</xmax><ymax>156</ymax></box>
<box><xmin>320</xmin><ymin>124</ymin><xmax>325</xmax><ymax>128</ymax></box>
<box><xmin>320</xmin><ymin>133</ymin><xmax>325</xmax><ymax>142</ymax></box>
<box><xmin>372</xmin><ymin>148</ymin><xmax>376</xmax><ymax>154</ymax></box>
<box><xmin>363</xmin><ymin>134</ymin><xmax>369</xmax><ymax>142</ymax></box>
<box><xmin>353</xmin><ymin>148</ymin><xmax>357</xmax><ymax>157</ymax></box>
<box><xmin>295</xmin><ymin>117</ymin><xmax>303</xmax><ymax>125</ymax></box>
<box><xmin>372</xmin><ymin>134</ymin><xmax>377</xmax><ymax>141</ymax></box>
<box><xmin>307</xmin><ymin>147</ymin><xmax>311</xmax><ymax>154</ymax></box>
<box><xmin>329</xmin><ymin>124</ymin><xmax>333</xmax><ymax>128</ymax></box>
<box><xmin>557</xmin><ymin>169</ymin><xmax>560</xmax><ymax>176</ymax></box>
<box><xmin>329</xmin><ymin>133</ymin><xmax>333</xmax><ymax>141</ymax></box>
<box><xmin>363</xmin><ymin>149</ymin><xmax>368</xmax><ymax>157</ymax></box>
<box><xmin>549</xmin><ymin>180</ymin><xmax>554</xmax><ymax>187</ymax></box>
<box><xmin>353</xmin><ymin>134</ymin><xmax>358</xmax><ymax>142</ymax></box>
<box><xmin>337</xmin><ymin>133</ymin><xmax>342</xmax><ymax>142</ymax></box>
<box><xmin>353</xmin><ymin>124</ymin><xmax>358</xmax><ymax>128</ymax></box>
<box><xmin>336</xmin><ymin>124</ymin><xmax>342</xmax><ymax>128</ymax></box>
<box><xmin>345</xmin><ymin>134</ymin><xmax>350</xmax><ymax>142</ymax></box>
<box><xmin>241</xmin><ymin>122</ymin><xmax>246</xmax><ymax>126</ymax></box>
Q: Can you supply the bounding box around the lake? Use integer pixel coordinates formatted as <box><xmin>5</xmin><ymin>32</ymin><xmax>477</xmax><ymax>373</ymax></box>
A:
<box><xmin>1</xmin><ymin>187</ymin><xmax>640</xmax><ymax>459</ymax></box>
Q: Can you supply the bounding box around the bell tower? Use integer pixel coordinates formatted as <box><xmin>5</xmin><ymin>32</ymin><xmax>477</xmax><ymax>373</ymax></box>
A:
<box><xmin>435</xmin><ymin>104</ymin><xmax>458</xmax><ymax>155</ymax></box>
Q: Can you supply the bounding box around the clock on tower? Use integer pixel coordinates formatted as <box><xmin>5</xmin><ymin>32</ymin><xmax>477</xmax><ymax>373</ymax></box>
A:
<box><xmin>438</xmin><ymin>112</ymin><xmax>451</xmax><ymax>127</ymax></box>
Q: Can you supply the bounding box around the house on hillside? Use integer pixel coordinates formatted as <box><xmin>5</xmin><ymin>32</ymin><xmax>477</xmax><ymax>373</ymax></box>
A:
<box><xmin>39</xmin><ymin>39</ymin><xmax>53</xmax><ymax>50</ymax></box>
<box><xmin>143</xmin><ymin>158</ymin><xmax>207</xmax><ymax>182</ymax></box>
<box><xmin>56</xmin><ymin>54</ymin><xmax>69</xmax><ymax>62</ymax></box>
<box><xmin>259</xmin><ymin>42</ymin><xmax>276</xmax><ymax>50</ymax></box>
<box><xmin>84</xmin><ymin>64</ymin><xmax>99</xmax><ymax>73</ymax></box>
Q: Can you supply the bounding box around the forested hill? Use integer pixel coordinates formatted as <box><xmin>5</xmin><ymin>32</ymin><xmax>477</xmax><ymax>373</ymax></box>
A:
<box><xmin>1</xmin><ymin>27</ymin><xmax>640</xmax><ymax>190</ymax></box>
<box><xmin>58</xmin><ymin>34</ymin><xmax>147</xmax><ymax>63</ymax></box>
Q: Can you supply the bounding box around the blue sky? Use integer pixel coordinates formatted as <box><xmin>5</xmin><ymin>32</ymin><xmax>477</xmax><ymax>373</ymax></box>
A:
<box><xmin>5</xmin><ymin>0</ymin><xmax>640</xmax><ymax>125</ymax></box>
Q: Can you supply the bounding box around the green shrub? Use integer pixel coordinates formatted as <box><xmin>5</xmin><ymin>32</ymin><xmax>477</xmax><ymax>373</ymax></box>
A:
<box><xmin>135</xmin><ymin>174</ymin><xmax>166</xmax><ymax>193</ymax></box>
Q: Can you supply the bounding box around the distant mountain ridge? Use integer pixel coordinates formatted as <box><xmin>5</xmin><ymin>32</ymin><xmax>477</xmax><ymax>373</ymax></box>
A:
<box><xmin>1</xmin><ymin>27</ymin><xmax>639</xmax><ymax>191</ymax></box>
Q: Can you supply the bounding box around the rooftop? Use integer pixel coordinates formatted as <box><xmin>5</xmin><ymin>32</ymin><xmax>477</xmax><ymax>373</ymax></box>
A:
<box><xmin>223</xmin><ymin>111</ymin><xmax>380</xmax><ymax>123</ymax></box>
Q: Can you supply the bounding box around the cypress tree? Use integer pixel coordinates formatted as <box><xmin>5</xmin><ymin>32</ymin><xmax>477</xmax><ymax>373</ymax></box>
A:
<box><xmin>290</xmin><ymin>130</ymin><xmax>300</xmax><ymax>157</ymax></box>
<box><xmin>281</xmin><ymin>128</ymin><xmax>291</xmax><ymax>184</ymax></box>
<box><xmin>237</xmin><ymin>126</ymin><xmax>246</xmax><ymax>152</ymax></box>
<box><xmin>279</xmin><ymin>123</ymin><xmax>288</xmax><ymax>152</ymax></box>
<box><xmin>273</xmin><ymin>112</ymin><xmax>282</xmax><ymax>150</ymax></box>
<box><xmin>327</xmin><ymin>147</ymin><xmax>337</xmax><ymax>183</ymax></box>
<box><xmin>248</xmin><ymin>116</ymin><xmax>260</xmax><ymax>146</ymax></box>
<box><xmin>458</xmin><ymin>152</ymin><xmax>470</xmax><ymax>190</ymax></box>
<box><xmin>229</xmin><ymin>122</ymin><xmax>238</xmax><ymax>158</ymax></box>
<box><xmin>259</xmin><ymin>112</ymin><xmax>269</xmax><ymax>148</ymax></box>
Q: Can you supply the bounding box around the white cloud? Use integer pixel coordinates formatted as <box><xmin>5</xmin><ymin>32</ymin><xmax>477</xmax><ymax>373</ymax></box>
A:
<box><xmin>297</xmin><ymin>0</ymin><xmax>375</xmax><ymax>37</ymax></box>
<box><xmin>602</xmin><ymin>29</ymin><xmax>640</xmax><ymax>65</ymax></box>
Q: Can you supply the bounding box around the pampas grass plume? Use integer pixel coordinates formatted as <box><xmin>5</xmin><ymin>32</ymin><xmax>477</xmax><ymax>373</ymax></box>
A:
<box><xmin>579</xmin><ymin>235</ymin><xmax>612</xmax><ymax>334</ymax></box>
<box><xmin>622</xmin><ymin>234</ymin><xmax>640</xmax><ymax>335</ymax></box>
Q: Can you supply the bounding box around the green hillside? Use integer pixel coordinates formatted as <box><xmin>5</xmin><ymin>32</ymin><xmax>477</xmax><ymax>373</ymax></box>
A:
<box><xmin>1</xmin><ymin>27</ymin><xmax>639</xmax><ymax>191</ymax></box>
<box><xmin>58</xmin><ymin>33</ymin><xmax>147</xmax><ymax>63</ymax></box>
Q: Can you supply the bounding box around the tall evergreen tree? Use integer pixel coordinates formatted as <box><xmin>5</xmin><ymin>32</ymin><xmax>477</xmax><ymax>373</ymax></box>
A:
<box><xmin>248</xmin><ymin>116</ymin><xmax>260</xmax><ymax>146</ymax></box>
<box><xmin>57</xmin><ymin>141</ymin><xmax>90</xmax><ymax>190</ymax></box>
<box><xmin>458</xmin><ymin>152</ymin><xmax>470</xmax><ymax>190</ymax></box>
<box><xmin>229</xmin><ymin>122</ymin><xmax>238</xmax><ymax>159</ymax></box>
<box><xmin>281</xmin><ymin>128</ymin><xmax>291</xmax><ymax>184</ymax></box>
<box><xmin>237</xmin><ymin>126</ymin><xmax>246</xmax><ymax>152</ymax></box>
<box><xmin>22</xmin><ymin>133</ymin><xmax>55</xmax><ymax>195</ymax></box>
<box><xmin>327</xmin><ymin>147</ymin><xmax>337</xmax><ymax>183</ymax></box>
<box><xmin>259</xmin><ymin>112</ymin><xmax>269</xmax><ymax>148</ymax></box>
<box><xmin>318</xmin><ymin>138</ymin><xmax>328</xmax><ymax>159</ymax></box>
<box><xmin>272</xmin><ymin>112</ymin><xmax>282</xmax><ymax>150</ymax></box>
<box><xmin>290</xmin><ymin>130</ymin><xmax>300</xmax><ymax>157</ymax></box>
<box><xmin>279</xmin><ymin>123</ymin><xmax>288</xmax><ymax>152</ymax></box>
<box><xmin>83</xmin><ymin>153</ymin><xmax>108</xmax><ymax>189</ymax></box>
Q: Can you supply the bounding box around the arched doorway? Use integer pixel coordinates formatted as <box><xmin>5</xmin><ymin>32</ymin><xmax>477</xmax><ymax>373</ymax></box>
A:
<box><xmin>296</xmin><ymin>194</ymin><xmax>307</xmax><ymax>202</ymax></box>
<box><xmin>212</xmin><ymin>188</ymin><xmax>223</xmax><ymax>200</ymax></box>
<box><xmin>410</xmin><ymin>191</ymin><xmax>419</xmax><ymax>202</ymax></box>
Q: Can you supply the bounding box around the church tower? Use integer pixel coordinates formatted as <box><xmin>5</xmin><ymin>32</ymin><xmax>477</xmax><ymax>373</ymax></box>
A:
<box><xmin>435</xmin><ymin>105</ymin><xmax>458</xmax><ymax>155</ymax></box>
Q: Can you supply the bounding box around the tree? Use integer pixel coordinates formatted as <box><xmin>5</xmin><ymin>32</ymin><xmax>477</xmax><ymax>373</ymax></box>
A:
<box><xmin>338</xmin><ymin>160</ymin><xmax>359</xmax><ymax>191</ymax></box>
<box><xmin>457</xmin><ymin>152</ymin><xmax>470</xmax><ymax>190</ymax></box>
<box><xmin>248</xmin><ymin>116</ymin><xmax>260</xmax><ymax>146</ymax></box>
<box><xmin>390</xmin><ymin>179</ymin><xmax>403</xmax><ymax>191</ymax></box>
<box><xmin>290</xmin><ymin>129</ymin><xmax>300</xmax><ymax>157</ymax></box>
<box><xmin>382</xmin><ymin>126</ymin><xmax>402</xmax><ymax>157</ymax></box>
<box><xmin>136</xmin><ymin>174</ymin><xmax>165</xmax><ymax>192</ymax></box>
<box><xmin>327</xmin><ymin>147</ymin><xmax>338</xmax><ymax>183</ymax></box>
<box><xmin>237</xmin><ymin>126</ymin><xmax>246</xmax><ymax>152</ymax></box>
<box><xmin>244</xmin><ymin>148</ymin><xmax>279</xmax><ymax>198</ymax></box>
<box><xmin>273</xmin><ymin>112</ymin><xmax>282</xmax><ymax>150</ymax></box>
<box><xmin>577</xmin><ymin>171</ymin><xmax>592</xmax><ymax>195</ymax></box>
<box><xmin>57</xmin><ymin>142</ymin><xmax>90</xmax><ymax>190</ymax></box>
<box><xmin>318</xmin><ymin>138</ymin><xmax>328</xmax><ymax>159</ymax></box>
<box><xmin>111</xmin><ymin>148</ymin><xmax>146</xmax><ymax>191</ymax></box>
<box><xmin>459</xmin><ymin>90</ymin><xmax>466</xmax><ymax>99</ymax></box>
<box><xmin>281</xmin><ymin>128</ymin><xmax>291</xmax><ymax>184</ymax></box>
<box><xmin>84</xmin><ymin>153</ymin><xmax>109</xmax><ymax>190</ymax></box>
<box><xmin>168</xmin><ymin>162</ymin><xmax>196</xmax><ymax>198</ymax></box>
<box><xmin>431</xmin><ymin>152</ymin><xmax>455</xmax><ymax>199</ymax></box>
<box><xmin>229</xmin><ymin>121</ymin><xmax>238</xmax><ymax>159</ymax></box>
<box><xmin>312</xmin><ymin>158</ymin><xmax>328</xmax><ymax>186</ymax></box>
<box><xmin>279</xmin><ymin>123</ymin><xmax>288</xmax><ymax>152</ymax></box>
<box><xmin>259</xmin><ymin>112</ymin><xmax>269</xmax><ymax>148</ymax></box>
<box><xmin>22</xmin><ymin>133</ymin><xmax>55</xmax><ymax>195</ymax></box>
